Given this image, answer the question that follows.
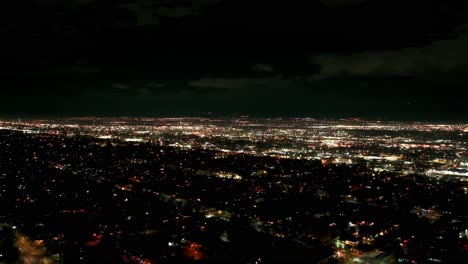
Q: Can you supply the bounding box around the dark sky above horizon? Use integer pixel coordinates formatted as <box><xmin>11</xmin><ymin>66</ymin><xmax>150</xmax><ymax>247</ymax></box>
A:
<box><xmin>2</xmin><ymin>0</ymin><xmax>468</xmax><ymax>120</ymax></box>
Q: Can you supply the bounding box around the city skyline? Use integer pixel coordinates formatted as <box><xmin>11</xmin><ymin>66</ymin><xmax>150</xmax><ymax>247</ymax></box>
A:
<box><xmin>1</xmin><ymin>117</ymin><xmax>467</xmax><ymax>263</ymax></box>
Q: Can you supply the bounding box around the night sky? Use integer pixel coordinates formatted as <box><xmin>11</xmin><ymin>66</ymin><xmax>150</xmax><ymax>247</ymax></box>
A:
<box><xmin>2</xmin><ymin>0</ymin><xmax>468</xmax><ymax>120</ymax></box>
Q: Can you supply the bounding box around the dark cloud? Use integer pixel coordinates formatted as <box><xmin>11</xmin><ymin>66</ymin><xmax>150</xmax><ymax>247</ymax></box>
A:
<box><xmin>252</xmin><ymin>64</ymin><xmax>274</xmax><ymax>73</ymax></box>
<box><xmin>309</xmin><ymin>32</ymin><xmax>468</xmax><ymax>80</ymax></box>
<box><xmin>187</xmin><ymin>76</ymin><xmax>301</xmax><ymax>92</ymax></box>
<box><xmin>30</xmin><ymin>0</ymin><xmax>220</xmax><ymax>29</ymax></box>
<box><xmin>116</xmin><ymin>0</ymin><xmax>219</xmax><ymax>27</ymax></box>
<box><xmin>156</xmin><ymin>6</ymin><xmax>198</xmax><ymax>18</ymax></box>
<box><xmin>2</xmin><ymin>1</ymin><xmax>468</xmax><ymax>120</ymax></box>
<box><xmin>146</xmin><ymin>82</ymin><xmax>166</xmax><ymax>88</ymax></box>
<box><xmin>111</xmin><ymin>83</ymin><xmax>129</xmax><ymax>90</ymax></box>
<box><xmin>118</xmin><ymin>3</ymin><xmax>160</xmax><ymax>27</ymax></box>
